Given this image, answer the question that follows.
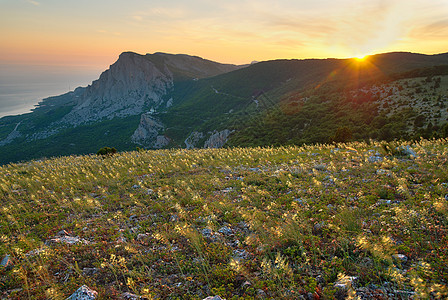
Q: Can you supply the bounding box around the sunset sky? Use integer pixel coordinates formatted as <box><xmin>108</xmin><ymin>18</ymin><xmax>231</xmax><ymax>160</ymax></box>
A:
<box><xmin>1</xmin><ymin>0</ymin><xmax>448</xmax><ymax>69</ymax></box>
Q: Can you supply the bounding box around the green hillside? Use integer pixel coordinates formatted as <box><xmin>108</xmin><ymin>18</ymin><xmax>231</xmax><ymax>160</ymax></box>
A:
<box><xmin>1</xmin><ymin>140</ymin><xmax>447</xmax><ymax>299</ymax></box>
<box><xmin>1</xmin><ymin>52</ymin><xmax>448</xmax><ymax>165</ymax></box>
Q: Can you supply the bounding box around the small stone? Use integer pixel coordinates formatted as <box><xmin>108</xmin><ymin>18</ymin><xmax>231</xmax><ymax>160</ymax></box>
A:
<box><xmin>49</xmin><ymin>236</ymin><xmax>89</xmax><ymax>245</ymax></box>
<box><xmin>56</xmin><ymin>230</ymin><xmax>70</xmax><ymax>236</ymax></box>
<box><xmin>334</xmin><ymin>276</ymin><xmax>358</xmax><ymax>290</ymax></box>
<box><xmin>203</xmin><ymin>296</ymin><xmax>226</xmax><ymax>300</ymax></box>
<box><xmin>376</xmin><ymin>169</ymin><xmax>388</xmax><ymax>175</ymax></box>
<box><xmin>256</xmin><ymin>289</ymin><xmax>267</xmax><ymax>298</ymax></box>
<box><xmin>136</xmin><ymin>233</ymin><xmax>148</xmax><ymax>241</ymax></box>
<box><xmin>392</xmin><ymin>254</ymin><xmax>408</xmax><ymax>264</ymax></box>
<box><xmin>368</xmin><ymin>155</ymin><xmax>383</xmax><ymax>163</ymax></box>
<box><xmin>218</xmin><ymin>226</ymin><xmax>233</xmax><ymax>236</ymax></box>
<box><xmin>116</xmin><ymin>236</ymin><xmax>127</xmax><ymax>243</ymax></box>
<box><xmin>377</xmin><ymin>199</ymin><xmax>392</xmax><ymax>206</ymax></box>
<box><xmin>294</xmin><ymin>198</ymin><xmax>306</xmax><ymax>205</ymax></box>
<box><xmin>82</xmin><ymin>267</ymin><xmax>98</xmax><ymax>277</ymax></box>
<box><xmin>122</xmin><ymin>292</ymin><xmax>149</xmax><ymax>299</ymax></box>
<box><xmin>66</xmin><ymin>285</ymin><xmax>98</xmax><ymax>300</ymax></box>
<box><xmin>241</xmin><ymin>280</ymin><xmax>252</xmax><ymax>290</ymax></box>
<box><xmin>1</xmin><ymin>254</ymin><xmax>12</xmax><ymax>268</ymax></box>
<box><xmin>237</xmin><ymin>221</ymin><xmax>249</xmax><ymax>230</ymax></box>
<box><xmin>403</xmin><ymin>145</ymin><xmax>417</xmax><ymax>158</ymax></box>
<box><xmin>132</xmin><ymin>184</ymin><xmax>141</xmax><ymax>189</ymax></box>
<box><xmin>25</xmin><ymin>248</ymin><xmax>47</xmax><ymax>257</ymax></box>
<box><xmin>313</xmin><ymin>221</ymin><xmax>325</xmax><ymax>234</ymax></box>
<box><xmin>314</xmin><ymin>164</ymin><xmax>326</xmax><ymax>171</ymax></box>
<box><xmin>316</xmin><ymin>275</ymin><xmax>325</xmax><ymax>284</ymax></box>
<box><xmin>233</xmin><ymin>249</ymin><xmax>250</xmax><ymax>260</ymax></box>
<box><xmin>201</xmin><ymin>228</ymin><xmax>213</xmax><ymax>238</ymax></box>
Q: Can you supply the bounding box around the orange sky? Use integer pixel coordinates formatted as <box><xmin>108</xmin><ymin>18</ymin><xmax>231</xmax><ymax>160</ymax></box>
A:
<box><xmin>1</xmin><ymin>0</ymin><xmax>448</xmax><ymax>70</ymax></box>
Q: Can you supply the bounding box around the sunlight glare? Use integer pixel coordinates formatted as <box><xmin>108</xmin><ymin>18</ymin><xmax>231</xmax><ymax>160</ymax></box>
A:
<box><xmin>355</xmin><ymin>54</ymin><xmax>368</xmax><ymax>61</ymax></box>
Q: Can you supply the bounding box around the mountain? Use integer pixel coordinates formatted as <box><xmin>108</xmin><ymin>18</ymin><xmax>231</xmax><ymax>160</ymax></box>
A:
<box><xmin>1</xmin><ymin>51</ymin><xmax>448</xmax><ymax>164</ymax></box>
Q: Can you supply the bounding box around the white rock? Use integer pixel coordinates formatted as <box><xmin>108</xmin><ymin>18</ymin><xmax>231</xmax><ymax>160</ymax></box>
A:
<box><xmin>66</xmin><ymin>285</ymin><xmax>98</xmax><ymax>300</ymax></box>
<box><xmin>203</xmin><ymin>296</ymin><xmax>225</xmax><ymax>300</ymax></box>
<box><xmin>204</xmin><ymin>130</ymin><xmax>233</xmax><ymax>148</ymax></box>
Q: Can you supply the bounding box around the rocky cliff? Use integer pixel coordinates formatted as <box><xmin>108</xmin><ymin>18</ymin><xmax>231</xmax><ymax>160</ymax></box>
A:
<box><xmin>60</xmin><ymin>52</ymin><xmax>174</xmax><ymax>126</ymax></box>
<box><xmin>131</xmin><ymin>113</ymin><xmax>170</xmax><ymax>148</ymax></box>
<box><xmin>24</xmin><ymin>52</ymin><xmax>242</xmax><ymax>144</ymax></box>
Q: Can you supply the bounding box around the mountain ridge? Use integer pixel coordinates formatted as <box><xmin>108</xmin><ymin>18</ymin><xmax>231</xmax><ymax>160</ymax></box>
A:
<box><xmin>1</xmin><ymin>50</ymin><xmax>448</xmax><ymax>164</ymax></box>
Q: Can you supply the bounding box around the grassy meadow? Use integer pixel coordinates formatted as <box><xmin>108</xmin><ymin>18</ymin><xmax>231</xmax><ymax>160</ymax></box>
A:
<box><xmin>0</xmin><ymin>140</ymin><xmax>447</xmax><ymax>299</ymax></box>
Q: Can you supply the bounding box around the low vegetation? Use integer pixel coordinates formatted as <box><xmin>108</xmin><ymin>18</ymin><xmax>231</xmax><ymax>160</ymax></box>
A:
<box><xmin>1</xmin><ymin>139</ymin><xmax>447</xmax><ymax>299</ymax></box>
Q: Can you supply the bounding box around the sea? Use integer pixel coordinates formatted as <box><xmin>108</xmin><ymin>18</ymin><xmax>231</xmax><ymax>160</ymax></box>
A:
<box><xmin>0</xmin><ymin>64</ymin><xmax>102</xmax><ymax>118</ymax></box>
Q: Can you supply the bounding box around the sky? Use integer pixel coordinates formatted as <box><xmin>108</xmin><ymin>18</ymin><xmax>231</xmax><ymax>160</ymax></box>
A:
<box><xmin>1</xmin><ymin>0</ymin><xmax>448</xmax><ymax>68</ymax></box>
<box><xmin>1</xmin><ymin>0</ymin><xmax>448</xmax><ymax>117</ymax></box>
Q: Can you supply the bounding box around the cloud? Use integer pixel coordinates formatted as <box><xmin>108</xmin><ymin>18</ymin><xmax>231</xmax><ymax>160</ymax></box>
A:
<box><xmin>410</xmin><ymin>19</ymin><xmax>448</xmax><ymax>38</ymax></box>
<box><xmin>27</xmin><ymin>0</ymin><xmax>40</xmax><ymax>6</ymax></box>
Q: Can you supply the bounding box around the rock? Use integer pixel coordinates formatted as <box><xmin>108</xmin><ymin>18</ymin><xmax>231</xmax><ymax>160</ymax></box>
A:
<box><xmin>66</xmin><ymin>285</ymin><xmax>98</xmax><ymax>300</ymax></box>
<box><xmin>256</xmin><ymin>289</ymin><xmax>267</xmax><ymax>298</ymax></box>
<box><xmin>116</xmin><ymin>236</ymin><xmax>127</xmax><ymax>243</ymax></box>
<box><xmin>204</xmin><ymin>130</ymin><xmax>233</xmax><ymax>148</ymax></box>
<box><xmin>368</xmin><ymin>155</ymin><xmax>383</xmax><ymax>163</ymax></box>
<box><xmin>132</xmin><ymin>184</ymin><xmax>141</xmax><ymax>189</ymax></box>
<box><xmin>376</xmin><ymin>169</ymin><xmax>388</xmax><ymax>175</ymax></box>
<box><xmin>25</xmin><ymin>248</ymin><xmax>47</xmax><ymax>257</ymax></box>
<box><xmin>294</xmin><ymin>198</ymin><xmax>306</xmax><ymax>205</ymax></box>
<box><xmin>377</xmin><ymin>199</ymin><xmax>392</xmax><ymax>206</ymax></box>
<box><xmin>185</xmin><ymin>131</ymin><xmax>204</xmax><ymax>149</ymax></box>
<box><xmin>316</xmin><ymin>275</ymin><xmax>325</xmax><ymax>284</ymax></box>
<box><xmin>82</xmin><ymin>267</ymin><xmax>98</xmax><ymax>277</ymax></box>
<box><xmin>221</xmin><ymin>187</ymin><xmax>233</xmax><ymax>193</ymax></box>
<box><xmin>131</xmin><ymin>113</ymin><xmax>170</xmax><ymax>148</ymax></box>
<box><xmin>313</xmin><ymin>221</ymin><xmax>325</xmax><ymax>234</ymax></box>
<box><xmin>1</xmin><ymin>254</ymin><xmax>12</xmax><ymax>268</ymax></box>
<box><xmin>137</xmin><ymin>233</ymin><xmax>148</xmax><ymax>241</ymax></box>
<box><xmin>313</xmin><ymin>164</ymin><xmax>326</xmax><ymax>171</ymax></box>
<box><xmin>233</xmin><ymin>249</ymin><xmax>250</xmax><ymax>260</ymax></box>
<box><xmin>218</xmin><ymin>226</ymin><xmax>233</xmax><ymax>236</ymax></box>
<box><xmin>56</xmin><ymin>230</ymin><xmax>70</xmax><ymax>236</ymax></box>
<box><xmin>170</xmin><ymin>214</ymin><xmax>179</xmax><ymax>222</ymax></box>
<box><xmin>122</xmin><ymin>292</ymin><xmax>149</xmax><ymax>299</ymax></box>
<box><xmin>403</xmin><ymin>145</ymin><xmax>417</xmax><ymax>158</ymax></box>
<box><xmin>203</xmin><ymin>296</ymin><xmax>225</xmax><ymax>300</ymax></box>
<box><xmin>392</xmin><ymin>254</ymin><xmax>408</xmax><ymax>264</ymax></box>
<box><xmin>49</xmin><ymin>235</ymin><xmax>90</xmax><ymax>245</ymax></box>
<box><xmin>334</xmin><ymin>276</ymin><xmax>358</xmax><ymax>290</ymax></box>
<box><xmin>237</xmin><ymin>221</ymin><xmax>249</xmax><ymax>230</ymax></box>
<box><xmin>201</xmin><ymin>228</ymin><xmax>213</xmax><ymax>238</ymax></box>
<box><xmin>241</xmin><ymin>280</ymin><xmax>252</xmax><ymax>290</ymax></box>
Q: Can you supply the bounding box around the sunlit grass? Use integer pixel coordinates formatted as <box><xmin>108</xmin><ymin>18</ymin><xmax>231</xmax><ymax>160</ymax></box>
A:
<box><xmin>0</xmin><ymin>139</ymin><xmax>447</xmax><ymax>298</ymax></box>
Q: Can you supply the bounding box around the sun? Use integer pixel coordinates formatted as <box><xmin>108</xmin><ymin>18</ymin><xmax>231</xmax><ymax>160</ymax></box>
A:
<box><xmin>354</xmin><ymin>54</ymin><xmax>368</xmax><ymax>61</ymax></box>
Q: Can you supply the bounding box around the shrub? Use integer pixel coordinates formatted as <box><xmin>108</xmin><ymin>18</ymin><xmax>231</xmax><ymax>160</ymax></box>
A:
<box><xmin>331</xmin><ymin>126</ymin><xmax>353</xmax><ymax>143</ymax></box>
<box><xmin>97</xmin><ymin>147</ymin><xmax>117</xmax><ymax>156</ymax></box>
